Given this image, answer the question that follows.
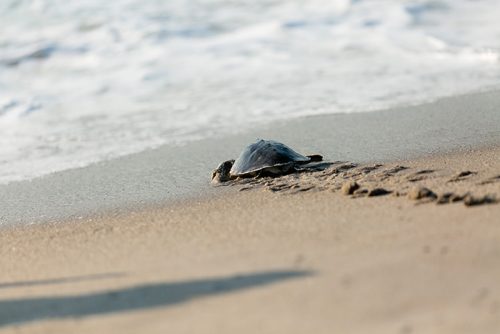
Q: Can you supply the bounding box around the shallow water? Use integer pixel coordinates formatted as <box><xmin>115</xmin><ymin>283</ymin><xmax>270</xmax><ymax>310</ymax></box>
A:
<box><xmin>1</xmin><ymin>0</ymin><xmax>500</xmax><ymax>184</ymax></box>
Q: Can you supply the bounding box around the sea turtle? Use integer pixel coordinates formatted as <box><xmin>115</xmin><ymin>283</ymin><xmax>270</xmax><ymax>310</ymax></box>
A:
<box><xmin>211</xmin><ymin>139</ymin><xmax>323</xmax><ymax>184</ymax></box>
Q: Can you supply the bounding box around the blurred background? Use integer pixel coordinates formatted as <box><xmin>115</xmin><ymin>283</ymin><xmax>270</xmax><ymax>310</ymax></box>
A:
<box><xmin>1</xmin><ymin>0</ymin><xmax>499</xmax><ymax>184</ymax></box>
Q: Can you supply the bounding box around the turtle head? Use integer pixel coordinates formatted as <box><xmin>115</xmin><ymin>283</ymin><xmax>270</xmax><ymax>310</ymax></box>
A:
<box><xmin>211</xmin><ymin>159</ymin><xmax>235</xmax><ymax>184</ymax></box>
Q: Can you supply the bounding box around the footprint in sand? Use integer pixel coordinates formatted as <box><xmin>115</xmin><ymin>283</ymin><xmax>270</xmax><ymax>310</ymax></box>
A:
<box><xmin>228</xmin><ymin>156</ymin><xmax>497</xmax><ymax>208</ymax></box>
<box><xmin>448</xmin><ymin>170</ymin><xmax>477</xmax><ymax>183</ymax></box>
<box><xmin>406</xmin><ymin>169</ymin><xmax>435</xmax><ymax>182</ymax></box>
<box><xmin>479</xmin><ymin>175</ymin><xmax>500</xmax><ymax>185</ymax></box>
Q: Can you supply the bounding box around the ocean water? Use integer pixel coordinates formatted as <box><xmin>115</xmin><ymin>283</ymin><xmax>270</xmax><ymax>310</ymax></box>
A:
<box><xmin>1</xmin><ymin>0</ymin><xmax>499</xmax><ymax>184</ymax></box>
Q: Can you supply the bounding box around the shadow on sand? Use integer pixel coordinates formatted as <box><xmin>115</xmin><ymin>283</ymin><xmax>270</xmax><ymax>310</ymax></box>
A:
<box><xmin>0</xmin><ymin>272</ymin><xmax>127</xmax><ymax>289</ymax></box>
<box><xmin>0</xmin><ymin>269</ymin><xmax>311</xmax><ymax>327</ymax></box>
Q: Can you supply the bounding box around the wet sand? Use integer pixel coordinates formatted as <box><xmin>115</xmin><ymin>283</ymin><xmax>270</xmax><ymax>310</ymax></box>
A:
<box><xmin>1</xmin><ymin>89</ymin><xmax>500</xmax><ymax>225</ymax></box>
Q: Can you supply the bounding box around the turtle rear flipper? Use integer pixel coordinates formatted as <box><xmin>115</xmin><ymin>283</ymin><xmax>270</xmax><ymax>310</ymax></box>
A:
<box><xmin>306</xmin><ymin>154</ymin><xmax>323</xmax><ymax>162</ymax></box>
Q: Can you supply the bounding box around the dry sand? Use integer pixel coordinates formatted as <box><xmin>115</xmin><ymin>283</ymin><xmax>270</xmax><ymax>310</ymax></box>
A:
<box><xmin>1</xmin><ymin>146</ymin><xmax>499</xmax><ymax>333</ymax></box>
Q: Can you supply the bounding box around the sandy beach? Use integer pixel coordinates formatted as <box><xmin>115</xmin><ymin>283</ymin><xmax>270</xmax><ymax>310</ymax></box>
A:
<box><xmin>0</xmin><ymin>90</ymin><xmax>499</xmax><ymax>333</ymax></box>
<box><xmin>0</xmin><ymin>145</ymin><xmax>499</xmax><ymax>333</ymax></box>
<box><xmin>3</xmin><ymin>1</ymin><xmax>500</xmax><ymax>332</ymax></box>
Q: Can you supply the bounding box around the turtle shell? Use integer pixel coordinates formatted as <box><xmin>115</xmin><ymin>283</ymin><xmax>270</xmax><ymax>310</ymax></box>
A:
<box><xmin>230</xmin><ymin>139</ymin><xmax>310</xmax><ymax>176</ymax></box>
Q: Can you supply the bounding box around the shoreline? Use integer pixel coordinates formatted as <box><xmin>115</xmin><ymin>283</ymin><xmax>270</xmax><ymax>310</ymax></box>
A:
<box><xmin>1</xmin><ymin>89</ymin><xmax>500</xmax><ymax>225</ymax></box>
<box><xmin>3</xmin><ymin>142</ymin><xmax>500</xmax><ymax>229</ymax></box>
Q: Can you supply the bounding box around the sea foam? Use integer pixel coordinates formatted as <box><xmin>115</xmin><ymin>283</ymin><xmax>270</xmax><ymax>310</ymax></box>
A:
<box><xmin>0</xmin><ymin>0</ymin><xmax>499</xmax><ymax>184</ymax></box>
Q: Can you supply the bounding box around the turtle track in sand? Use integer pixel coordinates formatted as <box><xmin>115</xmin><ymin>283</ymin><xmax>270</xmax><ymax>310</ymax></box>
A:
<box><xmin>228</xmin><ymin>161</ymin><xmax>499</xmax><ymax>207</ymax></box>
